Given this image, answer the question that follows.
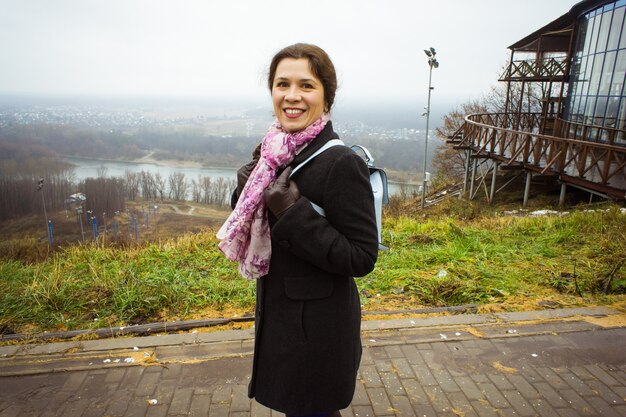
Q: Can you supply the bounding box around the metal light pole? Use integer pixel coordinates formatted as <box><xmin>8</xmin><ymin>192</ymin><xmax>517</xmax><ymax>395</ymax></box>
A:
<box><xmin>37</xmin><ymin>178</ymin><xmax>52</xmax><ymax>245</ymax></box>
<box><xmin>421</xmin><ymin>47</ymin><xmax>439</xmax><ymax>209</ymax></box>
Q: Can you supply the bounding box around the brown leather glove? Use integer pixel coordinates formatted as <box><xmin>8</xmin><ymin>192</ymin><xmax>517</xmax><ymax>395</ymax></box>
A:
<box><xmin>264</xmin><ymin>166</ymin><xmax>300</xmax><ymax>218</ymax></box>
<box><xmin>236</xmin><ymin>143</ymin><xmax>262</xmax><ymax>196</ymax></box>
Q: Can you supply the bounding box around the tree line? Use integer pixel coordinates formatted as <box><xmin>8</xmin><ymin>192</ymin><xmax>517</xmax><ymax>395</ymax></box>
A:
<box><xmin>121</xmin><ymin>170</ymin><xmax>235</xmax><ymax>206</ymax></box>
<box><xmin>0</xmin><ymin>150</ymin><xmax>236</xmax><ymax>223</ymax></box>
<box><xmin>0</xmin><ymin>124</ymin><xmax>260</xmax><ymax>167</ymax></box>
<box><xmin>0</xmin><ymin>121</ymin><xmax>442</xmax><ymax>174</ymax></box>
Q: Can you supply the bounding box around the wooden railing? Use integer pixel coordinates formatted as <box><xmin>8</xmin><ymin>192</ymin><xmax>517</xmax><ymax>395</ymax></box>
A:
<box><xmin>478</xmin><ymin>113</ymin><xmax>543</xmax><ymax>132</ymax></box>
<box><xmin>451</xmin><ymin>113</ymin><xmax>626</xmax><ymax>198</ymax></box>
<box><xmin>500</xmin><ymin>57</ymin><xmax>568</xmax><ymax>81</ymax></box>
<box><xmin>554</xmin><ymin>118</ymin><xmax>626</xmax><ymax>145</ymax></box>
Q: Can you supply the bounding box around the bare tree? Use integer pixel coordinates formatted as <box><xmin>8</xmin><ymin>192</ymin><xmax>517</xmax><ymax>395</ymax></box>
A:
<box><xmin>154</xmin><ymin>173</ymin><xmax>166</xmax><ymax>201</ymax></box>
<box><xmin>168</xmin><ymin>172</ymin><xmax>188</xmax><ymax>201</ymax></box>
<box><xmin>0</xmin><ymin>158</ymin><xmax>76</xmax><ymax>221</ymax></box>
<box><xmin>139</xmin><ymin>171</ymin><xmax>156</xmax><ymax>200</ymax></box>
<box><xmin>216</xmin><ymin>178</ymin><xmax>236</xmax><ymax>206</ymax></box>
<box><xmin>124</xmin><ymin>170</ymin><xmax>140</xmax><ymax>201</ymax></box>
<box><xmin>80</xmin><ymin>177</ymin><xmax>126</xmax><ymax>225</ymax></box>
<box><xmin>434</xmin><ymin>100</ymin><xmax>488</xmax><ymax>140</ymax></box>
<box><xmin>429</xmin><ymin>101</ymin><xmax>488</xmax><ymax>188</ymax></box>
<box><xmin>97</xmin><ymin>165</ymin><xmax>108</xmax><ymax>178</ymax></box>
<box><xmin>190</xmin><ymin>177</ymin><xmax>202</xmax><ymax>203</ymax></box>
<box><xmin>200</xmin><ymin>176</ymin><xmax>212</xmax><ymax>204</ymax></box>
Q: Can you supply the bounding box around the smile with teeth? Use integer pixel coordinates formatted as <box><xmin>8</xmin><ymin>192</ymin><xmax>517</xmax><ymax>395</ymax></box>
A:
<box><xmin>285</xmin><ymin>108</ymin><xmax>305</xmax><ymax>116</ymax></box>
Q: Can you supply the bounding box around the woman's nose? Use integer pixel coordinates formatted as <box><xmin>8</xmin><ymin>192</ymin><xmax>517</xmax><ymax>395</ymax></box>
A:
<box><xmin>285</xmin><ymin>87</ymin><xmax>301</xmax><ymax>102</ymax></box>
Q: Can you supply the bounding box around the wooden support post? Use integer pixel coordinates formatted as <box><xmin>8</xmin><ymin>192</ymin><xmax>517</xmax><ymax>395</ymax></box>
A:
<box><xmin>559</xmin><ymin>183</ymin><xmax>567</xmax><ymax>207</ymax></box>
<box><xmin>503</xmin><ymin>50</ymin><xmax>513</xmax><ymax>128</ymax></box>
<box><xmin>469</xmin><ymin>157</ymin><xmax>478</xmax><ymax>200</ymax></box>
<box><xmin>489</xmin><ymin>162</ymin><xmax>498</xmax><ymax>204</ymax></box>
<box><xmin>516</xmin><ymin>80</ymin><xmax>526</xmax><ymax>131</ymax></box>
<box><xmin>523</xmin><ymin>171</ymin><xmax>532</xmax><ymax>207</ymax></box>
<box><xmin>461</xmin><ymin>149</ymin><xmax>471</xmax><ymax>199</ymax></box>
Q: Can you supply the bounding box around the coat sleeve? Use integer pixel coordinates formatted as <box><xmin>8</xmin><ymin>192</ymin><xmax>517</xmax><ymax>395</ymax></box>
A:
<box><xmin>230</xmin><ymin>189</ymin><xmax>239</xmax><ymax>209</ymax></box>
<box><xmin>270</xmin><ymin>151</ymin><xmax>379</xmax><ymax>277</ymax></box>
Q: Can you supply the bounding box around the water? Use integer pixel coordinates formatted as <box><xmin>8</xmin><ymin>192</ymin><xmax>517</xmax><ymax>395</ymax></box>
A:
<box><xmin>65</xmin><ymin>157</ymin><xmax>237</xmax><ymax>182</ymax></box>
<box><xmin>64</xmin><ymin>157</ymin><xmax>420</xmax><ymax>196</ymax></box>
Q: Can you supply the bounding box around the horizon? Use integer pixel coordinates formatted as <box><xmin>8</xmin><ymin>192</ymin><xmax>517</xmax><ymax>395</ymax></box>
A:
<box><xmin>0</xmin><ymin>92</ymin><xmax>462</xmax><ymax>130</ymax></box>
<box><xmin>0</xmin><ymin>0</ymin><xmax>575</xmax><ymax>107</ymax></box>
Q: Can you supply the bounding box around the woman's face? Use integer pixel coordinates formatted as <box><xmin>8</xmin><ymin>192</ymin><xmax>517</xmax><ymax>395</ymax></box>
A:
<box><xmin>271</xmin><ymin>58</ymin><xmax>325</xmax><ymax>133</ymax></box>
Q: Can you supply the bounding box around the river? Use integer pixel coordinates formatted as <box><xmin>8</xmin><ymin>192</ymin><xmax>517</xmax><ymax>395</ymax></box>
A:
<box><xmin>64</xmin><ymin>157</ymin><xmax>420</xmax><ymax>197</ymax></box>
<box><xmin>65</xmin><ymin>156</ymin><xmax>238</xmax><ymax>182</ymax></box>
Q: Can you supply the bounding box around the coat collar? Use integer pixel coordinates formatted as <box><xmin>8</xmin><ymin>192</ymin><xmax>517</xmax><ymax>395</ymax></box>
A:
<box><xmin>290</xmin><ymin>121</ymin><xmax>339</xmax><ymax>167</ymax></box>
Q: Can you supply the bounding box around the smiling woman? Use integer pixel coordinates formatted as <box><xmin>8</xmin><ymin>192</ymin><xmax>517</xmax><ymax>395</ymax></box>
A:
<box><xmin>268</xmin><ymin>43</ymin><xmax>337</xmax><ymax>122</ymax></box>
<box><xmin>216</xmin><ymin>43</ymin><xmax>379</xmax><ymax>417</ymax></box>
<box><xmin>271</xmin><ymin>58</ymin><xmax>326</xmax><ymax>133</ymax></box>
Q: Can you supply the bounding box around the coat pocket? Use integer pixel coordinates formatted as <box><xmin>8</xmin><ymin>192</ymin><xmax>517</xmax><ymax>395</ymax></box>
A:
<box><xmin>284</xmin><ymin>275</ymin><xmax>334</xmax><ymax>301</ymax></box>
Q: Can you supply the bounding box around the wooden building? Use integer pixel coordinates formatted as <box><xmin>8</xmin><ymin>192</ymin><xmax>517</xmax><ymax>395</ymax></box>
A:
<box><xmin>449</xmin><ymin>0</ymin><xmax>626</xmax><ymax>205</ymax></box>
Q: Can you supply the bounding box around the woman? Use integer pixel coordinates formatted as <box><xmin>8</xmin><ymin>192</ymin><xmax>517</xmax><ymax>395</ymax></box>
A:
<box><xmin>217</xmin><ymin>43</ymin><xmax>379</xmax><ymax>417</ymax></box>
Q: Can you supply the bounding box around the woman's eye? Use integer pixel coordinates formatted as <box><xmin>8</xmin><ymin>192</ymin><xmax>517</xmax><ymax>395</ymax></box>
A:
<box><xmin>302</xmin><ymin>83</ymin><xmax>314</xmax><ymax>89</ymax></box>
<box><xmin>276</xmin><ymin>81</ymin><xmax>288</xmax><ymax>88</ymax></box>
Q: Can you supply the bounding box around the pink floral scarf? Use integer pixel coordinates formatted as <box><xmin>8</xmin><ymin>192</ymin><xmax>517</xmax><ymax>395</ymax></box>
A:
<box><xmin>217</xmin><ymin>113</ymin><xmax>330</xmax><ymax>280</ymax></box>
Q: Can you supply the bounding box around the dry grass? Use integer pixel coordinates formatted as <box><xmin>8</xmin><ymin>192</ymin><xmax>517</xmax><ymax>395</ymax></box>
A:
<box><xmin>0</xmin><ymin>200</ymin><xmax>231</xmax><ymax>262</ymax></box>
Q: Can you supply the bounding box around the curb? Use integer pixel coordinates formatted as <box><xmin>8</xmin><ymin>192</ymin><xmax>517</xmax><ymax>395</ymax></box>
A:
<box><xmin>0</xmin><ymin>306</ymin><xmax>622</xmax><ymax>377</ymax></box>
<box><xmin>0</xmin><ymin>304</ymin><xmax>481</xmax><ymax>342</ymax></box>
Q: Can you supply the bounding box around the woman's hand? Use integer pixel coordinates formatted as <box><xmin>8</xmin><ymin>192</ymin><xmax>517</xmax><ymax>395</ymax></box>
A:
<box><xmin>264</xmin><ymin>167</ymin><xmax>300</xmax><ymax>218</ymax></box>
<box><xmin>236</xmin><ymin>143</ymin><xmax>262</xmax><ymax>196</ymax></box>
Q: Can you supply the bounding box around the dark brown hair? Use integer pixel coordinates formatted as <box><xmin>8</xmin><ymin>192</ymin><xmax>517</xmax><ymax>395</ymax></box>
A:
<box><xmin>268</xmin><ymin>43</ymin><xmax>337</xmax><ymax>112</ymax></box>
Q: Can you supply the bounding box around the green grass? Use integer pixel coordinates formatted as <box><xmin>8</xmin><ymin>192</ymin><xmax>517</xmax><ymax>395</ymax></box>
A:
<box><xmin>1</xmin><ymin>201</ymin><xmax>625</xmax><ymax>334</ymax></box>
<box><xmin>0</xmin><ymin>233</ymin><xmax>254</xmax><ymax>333</ymax></box>
<box><xmin>367</xmin><ymin>204</ymin><xmax>626</xmax><ymax>307</ymax></box>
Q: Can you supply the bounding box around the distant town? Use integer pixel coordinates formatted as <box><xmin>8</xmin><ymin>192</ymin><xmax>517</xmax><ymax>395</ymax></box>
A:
<box><xmin>0</xmin><ymin>100</ymin><xmax>428</xmax><ymax>142</ymax></box>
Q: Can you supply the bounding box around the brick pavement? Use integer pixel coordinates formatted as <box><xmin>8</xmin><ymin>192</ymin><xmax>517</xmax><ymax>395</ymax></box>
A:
<box><xmin>0</xmin><ymin>307</ymin><xmax>625</xmax><ymax>417</ymax></box>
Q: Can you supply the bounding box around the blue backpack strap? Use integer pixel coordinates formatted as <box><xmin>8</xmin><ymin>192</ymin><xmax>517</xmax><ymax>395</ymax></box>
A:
<box><xmin>290</xmin><ymin>139</ymin><xmax>344</xmax><ymax>217</ymax></box>
<box><xmin>289</xmin><ymin>139</ymin><xmax>345</xmax><ymax>178</ymax></box>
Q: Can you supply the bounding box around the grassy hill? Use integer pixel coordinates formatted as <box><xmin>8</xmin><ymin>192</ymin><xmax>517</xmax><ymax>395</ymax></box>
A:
<box><xmin>1</xmin><ymin>198</ymin><xmax>625</xmax><ymax>336</ymax></box>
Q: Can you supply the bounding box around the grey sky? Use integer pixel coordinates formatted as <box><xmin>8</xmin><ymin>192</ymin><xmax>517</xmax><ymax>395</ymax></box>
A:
<box><xmin>1</xmin><ymin>0</ymin><xmax>575</xmax><ymax>106</ymax></box>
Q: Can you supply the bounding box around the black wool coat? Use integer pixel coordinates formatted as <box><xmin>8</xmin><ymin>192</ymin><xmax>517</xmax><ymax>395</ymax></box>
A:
<box><xmin>246</xmin><ymin>122</ymin><xmax>379</xmax><ymax>415</ymax></box>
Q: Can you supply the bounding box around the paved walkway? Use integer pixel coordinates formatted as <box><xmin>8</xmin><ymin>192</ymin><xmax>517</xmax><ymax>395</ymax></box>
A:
<box><xmin>0</xmin><ymin>307</ymin><xmax>625</xmax><ymax>417</ymax></box>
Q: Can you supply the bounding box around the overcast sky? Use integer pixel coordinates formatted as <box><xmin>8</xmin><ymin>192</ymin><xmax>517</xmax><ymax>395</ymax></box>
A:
<box><xmin>1</xmin><ymin>0</ymin><xmax>576</xmax><ymax>107</ymax></box>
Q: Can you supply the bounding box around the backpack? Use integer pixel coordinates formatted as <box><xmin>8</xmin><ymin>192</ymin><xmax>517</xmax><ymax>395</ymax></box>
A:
<box><xmin>290</xmin><ymin>139</ymin><xmax>389</xmax><ymax>251</ymax></box>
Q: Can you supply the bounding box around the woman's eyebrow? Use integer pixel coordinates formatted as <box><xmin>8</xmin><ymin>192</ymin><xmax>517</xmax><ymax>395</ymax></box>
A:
<box><xmin>275</xmin><ymin>76</ymin><xmax>317</xmax><ymax>83</ymax></box>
